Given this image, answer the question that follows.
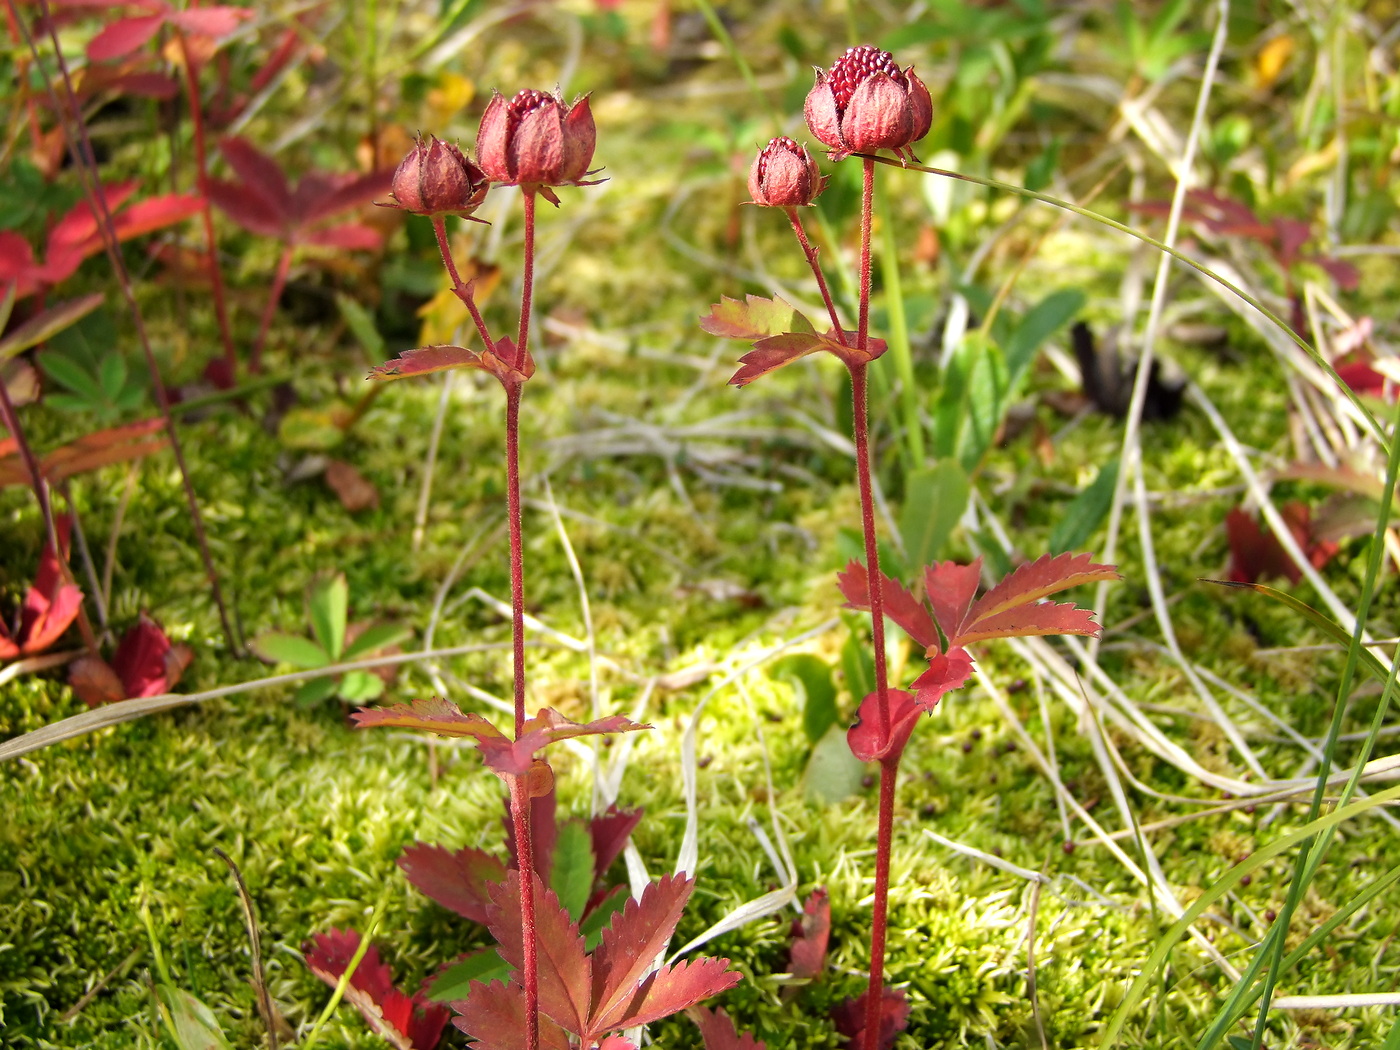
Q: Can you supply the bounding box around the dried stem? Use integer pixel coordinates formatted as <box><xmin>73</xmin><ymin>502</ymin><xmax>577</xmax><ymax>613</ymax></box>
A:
<box><xmin>19</xmin><ymin>0</ymin><xmax>240</xmax><ymax>653</ymax></box>
<box><xmin>853</xmin><ymin>154</ymin><xmax>895</xmax><ymax>1050</ymax></box>
<box><xmin>249</xmin><ymin>244</ymin><xmax>294</xmax><ymax>374</ymax></box>
<box><xmin>175</xmin><ymin>30</ymin><xmax>238</xmax><ymax>374</ymax></box>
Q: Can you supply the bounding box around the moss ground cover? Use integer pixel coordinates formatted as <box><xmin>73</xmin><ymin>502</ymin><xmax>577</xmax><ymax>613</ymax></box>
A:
<box><xmin>5</xmin><ymin>1</ymin><xmax>1400</xmax><ymax>1047</ymax></box>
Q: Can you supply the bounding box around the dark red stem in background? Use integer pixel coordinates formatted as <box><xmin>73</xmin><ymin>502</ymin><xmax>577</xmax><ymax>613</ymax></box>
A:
<box><xmin>176</xmin><ymin>31</ymin><xmax>238</xmax><ymax>375</ymax></box>
<box><xmin>854</xmin><ymin>154</ymin><xmax>895</xmax><ymax>1050</ymax></box>
<box><xmin>249</xmin><ymin>245</ymin><xmax>293</xmax><ymax>374</ymax></box>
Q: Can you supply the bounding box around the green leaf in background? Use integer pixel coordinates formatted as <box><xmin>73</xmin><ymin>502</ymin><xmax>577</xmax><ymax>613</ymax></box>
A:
<box><xmin>550</xmin><ymin>820</ymin><xmax>595</xmax><ymax>923</ymax></box>
<box><xmin>900</xmin><ymin>460</ymin><xmax>970</xmax><ymax>572</ymax></box>
<box><xmin>277</xmin><ymin>405</ymin><xmax>348</xmax><ymax>451</ymax></box>
<box><xmin>154</xmin><ymin>986</ymin><xmax>232</xmax><ymax>1050</ymax></box>
<box><xmin>1004</xmin><ymin>288</ymin><xmax>1085</xmax><ymax>387</ymax></box>
<box><xmin>335</xmin><ymin>292</ymin><xmax>386</xmax><ymax>358</ymax></box>
<box><xmin>930</xmin><ymin>331</ymin><xmax>978</xmax><ymax>460</ymax></box>
<box><xmin>841</xmin><ymin>621</ymin><xmax>876</xmax><ymax>704</ymax></box>
<box><xmin>39</xmin><ymin>351</ymin><xmax>107</xmax><ymax>405</ymax></box>
<box><xmin>771</xmin><ymin>653</ymin><xmax>839</xmax><ymax>744</ymax></box>
<box><xmin>1382</xmin><ymin>1014</ymin><xmax>1400</xmax><ymax>1050</ymax></box>
<box><xmin>1049</xmin><ymin>460</ymin><xmax>1118</xmax><ymax>554</ymax></box>
<box><xmin>309</xmin><ymin>574</ymin><xmax>348</xmax><ymax>660</ymax></box>
<box><xmin>0</xmin><ymin>293</ymin><xmax>104</xmax><ymax>362</ymax></box>
<box><xmin>579</xmin><ymin>886</ymin><xmax>627</xmax><ymax>951</ymax></box>
<box><xmin>293</xmin><ymin>676</ymin><xmax>340</xmax><ymax>708</ymax></box>
<box><xmin>1024</xmin><ymin>136</ymin><xmax>1061</xmax><ymax>192</ymax></box>
<box><xmin>424</xmin><ymin>948</ymin><xmax>511</xmax><ymax>1002</ymax></box>
<box><xmin>835</xmin><ymin>527</ymin><xmax>905</xmax><ymax>583</ymax></box>
<box><xmin>959</xmin><ymin>335</ymin><xmax>1009</xmax><ymax>472</ymax></box>
<box><xmin>98</xmin><ymin>352</ymin><xmax>128</xmax><ymax>401</ymax></box>
<box><xmin>343</xmin><ymin>623</ymin><xmax>412</xmax><ymax>660</ymax></box>
<box><xmin>803</xmin><ymin>722</ymin><xmax>867</xmax><ymax>804</ymax></box>
<box><xmin>337</xmin><ymin>671</ymin><xmax>384</xmax><ymax>703</ymax></box>
<box><xmin>249</xmin><ymin>633</ymin><xmax>330</xmax><ymax>669</ymax></box>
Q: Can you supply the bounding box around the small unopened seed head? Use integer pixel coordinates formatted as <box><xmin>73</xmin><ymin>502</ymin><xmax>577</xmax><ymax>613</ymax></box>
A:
<box><xmin>383</xmin><ymin>135</ymin><xmax>489</xmax><ymax>218</ymax></box>
<box><xmin>748</xmin><ymin>137</ymin><xmax>825</xmax><ymax>207</ymax></box>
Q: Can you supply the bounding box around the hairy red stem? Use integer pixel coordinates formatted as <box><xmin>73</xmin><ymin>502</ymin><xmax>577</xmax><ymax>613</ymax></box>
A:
<box><xmin>22</xmin><ymin>0</ymin><xmax>239</xmax><ymax>653</ymax></box>
<box><xmin>248</xmin><ymin>244</ymin><xmax>293</xmax><ymax>373</ymax></box>
<box><xmin>787</xmin><ymin>208</ymin><xmax>846</xmax><ymax>338</ymax></box>
<box><xmin>431</xmin><ymin>216</ymin><xmax>498</xmax><ymax>355</ymax></box>
<box><xmin>176</xmin><ymin>31</ymin><xmax>238</xmax><ymax>375</ymax></box>
<box><xmin>854</xmin><ymin>154</ymin><xmax>895</xmax><ymax>1050</ymax></box>
<box><xmin>508</xmin><ymin>775</ymin><xmax>540</xmax><ymax>1050</ymax></box>
<box><xmin>516</xmin><ymin>190</ymin><xmax>536</xmax><ymax>373</ymax></box>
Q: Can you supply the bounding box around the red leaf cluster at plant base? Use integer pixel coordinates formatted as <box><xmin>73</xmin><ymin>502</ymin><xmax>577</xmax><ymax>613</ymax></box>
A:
<box><xmin>68</xmin><ymin>615</ymin><xmax>192</xmax><ymax>706</ymax></box>
<box><xmin>831</xmin><ymin>986</ymin><xmax>910</xmax><ymax>1050</ymax></box>
<box><xmin>0</xmin><ymin>515</ymin><xmax>83</xmax><ymax>661</ymax></box>
<box><xmin>689</xmin><ymin>1005</ymin><xmax>767</xmax><ymax>1050</ymax></box>
<box><xmin>1225</xmin><ymin>503</ymin><xmax>1339</xmax><ymax>585</ymax></box>
<box><xmin>304</xmin><ymin>928</ymin><xmax>449</xmax><ymax>1050</ymax></box>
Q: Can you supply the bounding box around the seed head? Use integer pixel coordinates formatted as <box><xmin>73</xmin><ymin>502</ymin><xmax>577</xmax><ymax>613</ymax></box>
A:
<box><xmin>476</xmin><ymin>88</ymin><xmax>599</xmax><ymax>202</ymax></box>
<box><xmin>747</xmin><ymin>137</ymin><xmax>824</xmax><ymax>208</ymax></box>
<box><xmin>381</xmin><ymin>135</ymin><xmax>489</xmax><ymax>218</ymax></box>
<box><xmin>804</xmin><ymin>44</ymin><xmax>932</xmax><ymax>162</ymax></box>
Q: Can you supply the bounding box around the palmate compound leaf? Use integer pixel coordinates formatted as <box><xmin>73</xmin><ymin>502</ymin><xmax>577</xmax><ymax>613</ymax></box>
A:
<box><xmin>588</xmin><ymin>872</ymin><xmax>695</xmax><ymax>1033</ymax></box>
<box><xmin>606</xmin><ymin>957</ymin><xmax>742</xmax><ymax>1032</ymax></box>
<box><xmin>958</xmin><ymin>551</ymin><xmax>1120</xmax><ymax>642</ymax></box>
<box><xmin>835</xmin><ymin>563</ymin><xmax>937</xmax><ymax>649</ymax></box>
<box><xmin>484</xmin><ymin>871</ymin><xmax>592</xmax><ymax>1036</ymax></box>
<box><xmin>452</xmin><ymin>979</ymin><xmax>570</xmax><ymax>1050</ymax></box>
<box><xmin>699</xmin><ymin>294</ymin><xmax>815</xmax><ymax>341</ymax></box>
<box><xmin>398</xmin><ymin>843</ymin><xmax>506</xmax><ymax>925</ymax></box>
<box><xmin>304</xmin><ymin>929</ymin><xmax>449</xmax><ymax>1050</ymax></box>
<box><xmin>368</xmin><ymin>337</ymin><xmax>531</xmax><ymax>388</ymax></box>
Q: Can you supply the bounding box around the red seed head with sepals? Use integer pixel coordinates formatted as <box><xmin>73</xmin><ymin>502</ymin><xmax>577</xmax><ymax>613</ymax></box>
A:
<box><xmin>475</xmin><ymin>87</ymin><xmax>598</xmax><ymax>199</ymax></box>
<box><xmin>805</xmin><ymin>44</ymin><xmax>932</xmax><ymax>161</ymax></box>
<box><xmin>748</xmin><ymin>136</ymin><xmax>825</xmax><ymax>207</ymax></box>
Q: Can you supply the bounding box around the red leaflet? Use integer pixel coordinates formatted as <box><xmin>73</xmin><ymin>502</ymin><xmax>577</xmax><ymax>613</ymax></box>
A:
<box><xmin>304</xmin><ymin>928</ymin><xmax>450</xmax><ymax>1050</ymax></box>
<box><xmin>206</xmin><ymin>136</ymin><xmax>393</xmax><ymax>249</ymax></box>
<box><xmin>786</xmin><ymin>887</ymin><xmax>830</xmax><ymax>981</ymax></box>
<box><xmin>588</xmin><ymin>805</ymin><xmax>644</xmax><ymax>881</ymax></box>
<box><xmin>451</xmin><ymin>980</ymin><xmax>571</xmax><ymax>1050</ymax></box>
<box><xmin>67</xmin><ymin>614</ymin><xmax>192</xmax><ymax>706</ymax></box>
<box><xmin>700</xmin><ymin>295</ymin><xmax>888</xmax><ymax>385</ymax></box>
<box><xmin>397</xmin><ymin>843</ymin><xmax>506</xmax><ymax>925</ymax></box>
<box><xmin>456</xmin><ymin>871</ymin><xmax>739</xmax><ymax>1046</ymax></box>
<box><xmin>831</xmin><ymin>986</ymin><xmax>910</xmax><ymax>1050</ymax></box>
<box><xmin>847</xmin><ymin>688</ymin><xmax>923</xmax><ymax>762</ymax></box>
<box><xmin>0</xmin><ymin>516</ymin><xmax>83</xmax><ymax>662</ymax></box>
<box><xmin>841</xmin><ymin>553</ymin><xmax>1117</xmax><ymax>714</ymax></box>
<box><xmin>1225</xmin><ymin>502</ymin><xmax>1338</xmax><ymax>585</ymax></box>
<box><xmin>368</xmin><ymin>339</ymin><xmax>534</xmax><ymax>390</ymax></box>
<box><xmin>689</xmin><ymin>1006</ymin><xmax>767</xmax><ymax>1050</ymax></box>
<box><xmin>78</xmin><ymin>1</ymin><xmax>252</xmax><ymax>63</ymax></box>
<box><xmin>0</xmin><ymin>418</ymin><xmax>169</xmax><ymax>491</ymax></box>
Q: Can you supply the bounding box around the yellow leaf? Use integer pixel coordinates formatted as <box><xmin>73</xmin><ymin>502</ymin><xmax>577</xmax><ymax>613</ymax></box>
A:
<box><xmin>427</xmin><ymin>73</ymin><xmax>475</xmax><ymax>128</ymax></box>
<box><xmin>1253</xmin><ymin>34</ymin><xmax>1295</xmax><ymax>90</ymax></box>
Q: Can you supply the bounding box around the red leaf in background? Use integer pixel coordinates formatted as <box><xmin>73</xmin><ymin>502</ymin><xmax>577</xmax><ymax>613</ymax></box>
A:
<box><xmin>86</xmin><ymin>14</ymin><xmax>164</xmax><ymax>61</ymax></box>
<box><xmin>451</xmin><ymin>979</ymin><xmax>571</xmax><ymax>1050</ymax></box>
<box><xmin>398</xmin><ymin>843</ymin><xmax>506</xmax><ymax>925</ymax></box>
<box><xmin>589</xmin><ymin>872</ymin><xmax>694</xmax><ymax>1033</ymax></box>
<box><xmin>1272</xmin><ymin>217</ymin><xmax>1311</xmax><ymax>268</ymax></box>
<box><xmin>837</xmin><ymin>562</ymin><xmax>938</xmax><ymax>649</ymax></box>
<box><xmin>350</xmin><ymin>696</ymin><xmax>508</xmax><ymax>741</ymax></box>
<box><xmin>168</xmin><ymin>6</ymin><xmax>252</xmax><ymax>39</ymax></box>
<box><xmin>305</xmin><ymin>929</ymin><xmax>450</xmax><ymax>1050</ymax></box>
<box><xmin>610</xmin><ymin>957</ymin><xmax>741</xmax><ymax>1031</ymax></box>
<box><xmin>831</xmin><ymin>986</ymin><xmax>910</xmax><ymax>1050</ymax></box>
<box><xmin>109</xmin><ymin>614</ymin><xmax>191</xmax><ymax>698</ymax></box>
<box><xmin>1</xmin><ymin>515</ymin><xmax>83</xmax><ymax>661</ymax></box>
<box><xmin>303</xmin><ymin>224</ymin><xmax>384</xmax><ymax>250</ymax></box>
<box><xmin>484</xmin><ymin>872</ymin><xmax>592</xmax><ymax>1036</ymax></box>
<box><xmin>787</xmin><ymin>887</ymin><xmax>830</xmax><ymax>981</ymax></box>
<box><xmin>218</xmin><ymin>136</ymin><xmax>293</xmax><ymax>216</ymax></box>
<box><xmin>847</xmin><ymin>688</ymin><xmax>922</xmax><ymax>762</ymax></box>
<box><xmin>68</xmin><ymin>655</ymin><xmax>126</xmax><ymax>707</ymax></box>
<box><xmin>689</xmin><ymin>1006</ymin><xmax>767</xmax><ymax>1050</ymax></box>
<box><xmin>1335</xmin><ymin>361</ymin><xmax>1394</xmax><ymax>401</ymax></box>
<box><xmin>597</xmin><ymin>1037</ymin><xmax>639</xmax><ymax>1050</ymax></box>
<box><xmin>1225</xmin><ymin>502</ymin><xmax>1338</xmax><ymax>585</ymax></box>
<box><xmin>588</xmin><ymin>806</ymin><xmax>643</xmax><ymax>881</ymax></box>
<box><xmin>1313</xmin><ymin>255</ymin><xmax>1359</xmax><ymax>290</ymax></box>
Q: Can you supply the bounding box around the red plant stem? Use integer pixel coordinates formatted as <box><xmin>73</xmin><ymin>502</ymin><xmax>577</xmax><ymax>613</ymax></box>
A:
<box><xmin>786</xmin><ymin>207</ymin><xmax>845</xmax><ymax>338</ymax></box>
<box><xmin>23</xmin><ymin>1</ymin><xmax>240</xmax><ymax>653</ymax></box>
<box><xmin>0</xmin><ymin>378</ymin><xmax>97</xmax><ymax>651</ymax></box>
<box><xmin>176</xmin><ymin>31</ymin><xmax>238</xmax><ymax>375</ymax></box>
<box><xmin>516</xmin><ymin>190</ymin><xmax>536</xmax><ymax>373</ymax></box>
<box><xmin>853</xmin><ymin>154</ymin><xmax>895</xmax><ymax>1050</ymax></box>
<box><xmin>508</xmin><ymin>775</ymin><xmax>540</xmax><ymax>1050</ymax></box>
<box><xmin>505</xmin><ymin>383</ymin><xmax>526</xmax><ymax>733</ymax></box>
<box><xmin>249</xmin><ymin>244</ymin><xmax>293</xmax><ymax>373</ymax></box>
<box><xmin>431</xmin><ymin>216</ymin><xmax>497</xmax><ymax>355</ymax></box>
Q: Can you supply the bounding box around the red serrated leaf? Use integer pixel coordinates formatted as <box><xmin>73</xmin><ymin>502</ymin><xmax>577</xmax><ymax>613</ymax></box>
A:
<box><xmin>305</xmin><ymin>929</ymin><xmax>449</xmax><ymax>1050</ymax></box>
<box><xmin>909</xmin><ymin>648</ymin><xmax>975</xmax><ymax>711</ymax></box>
<box><xmin>485</xmin><ymin>871</ymin><xmax>591</xmax><ymax>1036</ymax></box>
<box><xmin>369</xmin><ymin>345</ymin><xmax>484</xmax><ymax>381</ymax></box>
<box><xmin>107</xmin><ymin>193</ymin><xmax>204</xmax><ymax>242</ymax></box>
<box><xmin>110</xmin><ymin>614</ymin><xmax>184</xmax><ymax>697</ymax></box>
<box><xmin>589</xmin><ymin>873</ymin><xmax>693</xmax><ymax>1033</ymax></box>
<box><xmin>689</xmin><ymin>1006</ymin><xmax>767</xmax><ymax>1050</ymax></box>
<box><xmin>589</xmin><ymin>806</ymin><xmax>643</xmax><ymax>882</ymax></box>
<box><xmin>205</xmin><ymin>177</ymin><xmax>285</xmax><ymax>237</ymax></box>
<box><xmin>3</xmin><ymin>515</ymin><xmax>82</xmax><ymax>660</ymax></box>
<box><xmin>699</xmin><ymin>294</ymin><xmax>814</xmax><ymax>341</ymax></box>
<box><xmin>303</xmin><ymin>223</ymin><xmax>384</xmax><ymax>250</ymax></box>
<box><xmin>728</xmin><ymin>335</ymin><xmax>821</xmax><ymax>387</ymax></box>
<box><xmin>38</xmin><ymin>418</ymin><xmax>168</xmax><ymax>485</ymax></box>
<box><xmin>953</xmin><ymin>601</ymin><xmax>1102</xmax><ymax>645</ymax></box>
<box><xmin>959</xmin><ymin>551</ymin><xmax>1117</xmax><ymax>643</ymax></box>
<box><xmin>398</xmin><ymin>843</ymin><xmax>506</xmax><ymax>925</ymax></box>
<box><xmin>922</xmin><ymin>558</ymin><xmax>982</xmax><ymax>643</ymax></box>
<box><xmin>218</xmin><ymin>137</ymin><xmax>292</xmax><ymax>220</ymax></box>
<box><xmin>837</xmin><ymin>562</ymin><xmax>938</xmax><ymax>649</ymax></box>
<box><xmin>831</xmin><ymin>986</ymin><xmax>910</xmax><ymax>1050</ymax></box>
<box><xmin>168</xmin><ymin>6</ymin><xmax>251</xmax><ymax>40</ymax></box>
<box><xmin>787</xmin><ymin>887</ymin><xmax>830</xmax><ymax>981</ymax></box>
<box><xmin>87</xmin><ymin>14</ymin><xmax>164</xmax><ymax>61</ymax></box>
<box><xmin>303</xmin><ymin>169</ymin><xmax>395</xmax><ymax>227</ymax></box>
<box><xmin>350</xmin><ymin>697</ymin><xmax>508</xmax><ymax>742</ymax></box>
<box><xmin>67</xmin><ymin>655</ymin><xmax>126</xmax><ymax>707</ymax></box>
<box><xmin>609</xmin><ymin>957</ymin><xmax>741</xmax><ymax>1031</ymax></box>
<box><xmin>451</xmin><ymin>980</ymin><xmax>571</xmax><ymax>1050</ymax></box>
<box><xmin>847</xmin><ymin>688</ymin><xmax>921</xmax><ymax>762</ymax></box>
<box><xmin>1225</xmin><ymin>503</ymin><xmax>1335</xmax><ymax>584</ymax></box>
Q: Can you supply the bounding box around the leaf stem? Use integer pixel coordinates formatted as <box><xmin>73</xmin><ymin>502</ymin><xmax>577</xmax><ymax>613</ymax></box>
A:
<box><xmin>432</xmin><ymin>216</ymin><xmax>498</xmax><ymax>355</ymax></box>
<box><xmin>249</xmin><ymin>245</ymin><xmax>294</xmax><ymax>374</ymax></box>
<box><xmin>785</xmin><ymin>207</ymin><xmax>845</xmax><ymax>337</ymax></box>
